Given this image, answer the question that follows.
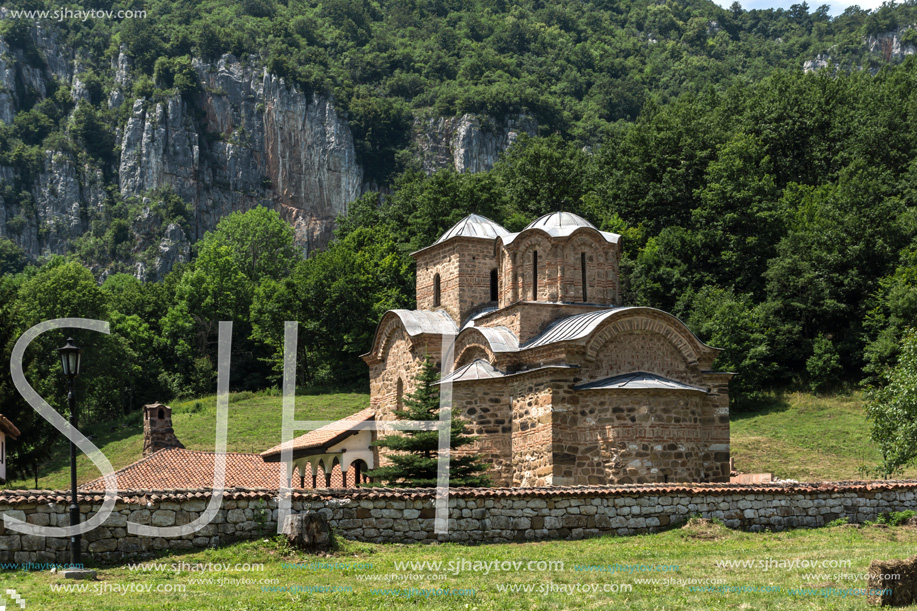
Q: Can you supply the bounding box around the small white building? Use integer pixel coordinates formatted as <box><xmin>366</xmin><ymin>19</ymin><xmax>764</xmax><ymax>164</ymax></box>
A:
<box><xmin>260</xmin><ymin>407</ymin><xmax>376</xmax><ymax>488</ymax></box>
<box><xmin>0</xmin><ymin>414</ymin><xmax>21</xmax><ymax>485</ymax></box>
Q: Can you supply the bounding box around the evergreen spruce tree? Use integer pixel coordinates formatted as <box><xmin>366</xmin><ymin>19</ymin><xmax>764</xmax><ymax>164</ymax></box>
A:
<box><xmin>365</xmin><ymin>356</ymin><xmax>490</xmax><ymax>487</ymax></box>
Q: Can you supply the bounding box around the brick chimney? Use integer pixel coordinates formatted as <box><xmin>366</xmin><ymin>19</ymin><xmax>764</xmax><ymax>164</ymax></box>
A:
<box><xmin>142</xmin><ymin>403</ymin><xmax>184</xmax><ymax>457</ymax></box>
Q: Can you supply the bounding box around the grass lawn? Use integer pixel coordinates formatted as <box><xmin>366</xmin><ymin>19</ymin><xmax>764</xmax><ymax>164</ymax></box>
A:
<box><xmin>7</xmin><ymin>391</ymin><xmax>368</xmax><ymax>490</ymax></box>
<box><xmin>4</xmin><ymin>520</ymin><xmax>917</xmax><ymax>610</ymax></box>
<box><xmin>730</xmin><ymin>391</ymin><xmax>917</xmax><ymax>481</ymax></box>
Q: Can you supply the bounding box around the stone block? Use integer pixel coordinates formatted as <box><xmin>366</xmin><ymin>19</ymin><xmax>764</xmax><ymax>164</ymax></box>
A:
<box><xmin>21</xmin><ymin>535</ymin><xmax>45</xmax><ymax>551</ymax></box>
<box><xmin>151</xmin><ymin>510</ymin><xmax>176</xmax><ymax>527</ymax></box>
<box><xmin>27</xmin><ymin>513</ymin><xmax>50</xmax><ymax>526</ymax></box>
<box><xmin>181</xmin><ymin>500</ymin><xmax>208</xmax><ymax>512</ymax></box>
<box><xmin>88</xmin><ymin>539</ymin><xmax>118</xmax><ymax>553</ymax></box>
<box><xmin>0</xmin><ymin>535</ymin><xmax>21</xmax><ymax>551</ymax></box>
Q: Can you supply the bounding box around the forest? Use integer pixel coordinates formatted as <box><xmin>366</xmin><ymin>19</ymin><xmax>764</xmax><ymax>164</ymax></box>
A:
<box><xmin>4</xmin><ymin>0</ymin><xmax>917</xmax><ymax>479</ymax></box>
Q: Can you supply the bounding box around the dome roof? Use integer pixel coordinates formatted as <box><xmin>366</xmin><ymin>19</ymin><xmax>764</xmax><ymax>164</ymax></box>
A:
<box><xmin>501</xmin><ymin>211</ymin><xmax>621</xmax><ymax>245</ymax></box>
<box><xmin>524</xmin><ymin>211</ymin><xmax>596</xmax><ymax>231</ymax></box>
<box><xmin>434</xmin><ymin>214</ymin><xmax>510</xmax><ymax>245</ymax></box>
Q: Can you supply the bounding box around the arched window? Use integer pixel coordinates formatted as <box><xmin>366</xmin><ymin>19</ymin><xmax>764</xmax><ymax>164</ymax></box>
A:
<box><xmin>581</xmin><ymin>252</ymin><xmax>588</xmax><ymax>302</ymax></box>
<box><xmin>396</xmin><ymin>378</ymin><xmax>404</xmax><ymax>410</ymax></box>
<box><xmin>158</xmin><ymin>408</ymin><xmax>164</xmax><ymax>420</ymax></box>
<box><xmin>532</xmin><ymin>251</ymin><xmax>538</xmax><ymax>301</ymax></box>
<box><xmin>490</xmin><ymin>269</ymin><xmax>498</xmax><ymax>302</ymax></box>
<box><xmin>433</xmin><ymin>273</ymin><xmax>441</xmax><ymax>307</ymax></box>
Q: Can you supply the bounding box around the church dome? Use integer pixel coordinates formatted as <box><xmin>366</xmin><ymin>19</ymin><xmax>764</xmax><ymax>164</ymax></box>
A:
<box><xmin>524</xmin><ymin>211</ymin><xmax>596</xmax><ymax>231</ymax></box>
<box><xmin>434</xmin><ymin>214</ymin><xmax>510</xmax><ymax>245</ymax></box>
<box><xmin>501</xmin><ymin>211</ymin><xmax>621</xmax><ymax>245</ymax></box>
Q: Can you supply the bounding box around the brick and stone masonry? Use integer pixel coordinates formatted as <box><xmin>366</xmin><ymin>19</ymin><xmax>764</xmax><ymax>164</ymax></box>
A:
<box><xmin>363</xmin><ymin>212</ymin><xmax>734</xmax><ymax>488</ymax></box>
<box><xmin>142</xmin><ymin>403</ymin><xmax>184</xmax><ymax>458</ymax></box>
<box><xmin>2</xmin><ymin>481</ymin><xmax>916</xmax><ymax>564</ymax></box>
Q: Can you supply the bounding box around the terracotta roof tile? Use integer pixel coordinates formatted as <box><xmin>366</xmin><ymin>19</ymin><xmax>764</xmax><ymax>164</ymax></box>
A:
<box><xmin>260</xmin><ymin>408</ymin><xmax>374</xmax><ymax>458</ymax></box>
<box><xmin>3</xmin><ymin>480</ymin><xmax>917</xmax><ymax>506</ymax></box>
<box><xmin>79</xmin><ymin>448</ymin><xmax>343</xmax><ymax>491</ymax></box>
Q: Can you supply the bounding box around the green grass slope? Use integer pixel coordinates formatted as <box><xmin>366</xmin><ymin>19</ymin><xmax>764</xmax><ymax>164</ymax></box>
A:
<box><xmin>6</xmin><ymin>391</ymin><xmax>368</xmax><ymax>490</ymax></box>
<box><xmin>730</xmin><ymin>391</ymin><xmax>917</xmax><ymax>481</ymax></box>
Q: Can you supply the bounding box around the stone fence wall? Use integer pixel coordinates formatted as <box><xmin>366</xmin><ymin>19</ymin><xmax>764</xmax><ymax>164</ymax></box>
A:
<box><xmin>2</xmin><ymin>481</ymin><xmax>916</xmax><ymax>565</ymax></box>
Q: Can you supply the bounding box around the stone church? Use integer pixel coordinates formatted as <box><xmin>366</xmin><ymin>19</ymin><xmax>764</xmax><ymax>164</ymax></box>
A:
<box><xmin>360</xmin><ymin>212</ymin><xmax>732</xmax><ymax>487</ymax></box>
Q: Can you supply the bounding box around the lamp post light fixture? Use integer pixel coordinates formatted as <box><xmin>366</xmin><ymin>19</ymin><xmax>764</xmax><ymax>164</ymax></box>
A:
<box><xmin>57</xmin><ymin>337</ymin><xmax>82</xmax><ymax>567</ymax></box>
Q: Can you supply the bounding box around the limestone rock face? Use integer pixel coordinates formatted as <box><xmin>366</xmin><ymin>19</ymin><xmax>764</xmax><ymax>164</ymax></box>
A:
<box><xmin>802</xmin><ymin>54</ymin><xmax>831</xmax><ymax>74</ymax></box>
<box><xmin>117</xmin><ymin>54</ymin><xmax>363</xmax><ymax>257</ymax></box>
<box><xmin>0</xmin><ymin>22</ymin><xmax>531</xmax><ymax>275</ymax></box>
<box><xmin>867</xmin><ymin>28</ymin><xmax>917</xmax><ymax>63</ymax></box>
<box><xmin>414</xmin><ymin>113</ymin><xmax>537</xmax><ymax>175</ymax></box>
<box><xmin>805</xmin><ymin>28</ymin><xmax>917</xmax><ymax>73</ymax></box>
<box><xmin>155</xmin><ymin>223</ymin><xmax>191</xmax><ymax>280</ymax></box>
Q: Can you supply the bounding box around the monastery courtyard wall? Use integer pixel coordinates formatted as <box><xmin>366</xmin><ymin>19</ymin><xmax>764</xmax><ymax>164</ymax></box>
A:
<box><xmin>2</xmin><ymin>482</ymin><xmax>915</xmax><ymax>564</ymax></box>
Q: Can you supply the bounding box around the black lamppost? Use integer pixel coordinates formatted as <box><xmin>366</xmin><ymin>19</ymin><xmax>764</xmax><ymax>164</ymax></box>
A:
<box><xmin>57</xmin><ymin>337</ymin><xmax>82</xmax><ymax>566</ymax></box>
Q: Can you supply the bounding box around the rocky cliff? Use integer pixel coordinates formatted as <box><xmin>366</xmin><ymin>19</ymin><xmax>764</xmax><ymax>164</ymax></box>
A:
<box><xmin>116</xmin><ymin>54</ymin><xmax>363</xmax><ymax>260</ymax></box>
<box><xmin>413</xmin><ymin>113</ymin><xmax>537</xmax><ymax>175</ymax></box>
<box><xmin>803</xmin><ymin>27</ymin><xmax>917</xmax><ymax>73</ymax></box>
<box><xmin>0</xmin><ymin>24</ymin><xmax>534</xmax><ymax>279</ymax></box>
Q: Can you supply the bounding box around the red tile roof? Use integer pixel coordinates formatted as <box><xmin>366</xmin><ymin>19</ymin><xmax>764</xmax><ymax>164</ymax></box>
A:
<box><xmin>261</xmin><ymin>408</ymin><xmax>374</xmax><ymax>460</ymax></box>
<box><xmin>79</xmin><ymin>448</ymin><xmax>343</xmax><ymax>492</ymax></box>
<box><xmin>3</xmin><ymin>480</ymin><xmax>916</xmax><ymax>506</ymax></box>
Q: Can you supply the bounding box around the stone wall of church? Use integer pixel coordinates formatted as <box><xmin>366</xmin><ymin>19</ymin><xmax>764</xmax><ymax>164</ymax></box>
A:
<box><xmin>549</xmin><ymin>387</ymin><xmax>730</xmax><ymax>485</ymax></box>
<box><xmin>415</xmin><ymin>238</ymin><xmax>499</xmax><ymax>325</ymax></box>
<box><xmin>588</xmin><ymin>331</ymin><xmax>704</xmax><ymax>385</ymax></box>
<box><xmin>498</xmin><ymin>233</ymin><xmax>619</xmax><ymax>309</ymax></box>
<box><xmin>367</xmin><ymin>333</ymin><xmax>446</xmax><ymax>414</ymax></box>
<box><xmin>367</xmin><ymin>327</ymin><xmax>444</xmax><ymax>472</ymax></box>
<box><xmin>452</xmin><ymin>379</ymin><xmax>513</xmax><ymax>486</ymax></box>
<box><xmin>505</xmin><ymin>370</ymin><xmax>561</xmax><ymax>486</ymax></box>
<box><xmin>415</xmin><ymin>245</ymin><xmax>462</xmax><ymax>322</ymax></box>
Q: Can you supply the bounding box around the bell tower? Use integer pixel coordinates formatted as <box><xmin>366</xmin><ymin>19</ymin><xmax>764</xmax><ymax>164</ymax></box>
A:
<box><xmin>412</xmin><ymin>214</ymin><xmax>509</xmax><ymax>325</ymax></box>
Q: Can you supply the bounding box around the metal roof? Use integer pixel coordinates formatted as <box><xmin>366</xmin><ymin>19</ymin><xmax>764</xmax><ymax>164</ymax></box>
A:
<box><xmin>526</xmin><ymin>211</ymin><xmax>596</xmax><ymax>231</ymax></box>
<box><xmin>475</xmin><ymin>325</ymin><xmax>520</xmax><ymax>352</ymax></box>
<box><xmin>390</xmin><ymin>309</ymin><xmax>458</xmax><ymax>336</ymax></box>
<box><xmin>574</xmin><ymin>372</ymin><xmax>709</xmax><ymax>393</ymax></box>
<box><xmin>501</xmin><ymin>211</ymin><xmax>621</xmax><ymax>246</ymax></box>
<box><xmin>522</xmin><ymin>308</ymin><xmax>621</xmax><ymax>348</ymax></box>
<box><xmin>460</xmin><ymin>306</ymin><xmax>498</xmax><ymax>331</ymax></box>
<box><xmin>436</xmin><ymin>214</ymin><xmax>509</xmax><ymax>243</ymax></box>
<box><xmin>438</xmin><ymin>359</ymin><xmax>505</xmax><ymax>384</ymax></box>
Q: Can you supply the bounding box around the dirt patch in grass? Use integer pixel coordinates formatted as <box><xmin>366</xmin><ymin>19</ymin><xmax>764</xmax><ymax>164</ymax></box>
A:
<box><xmin>680</xmin><ymin>518</ymin><xmax>731</xmax><ymax>540</ymax></box>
